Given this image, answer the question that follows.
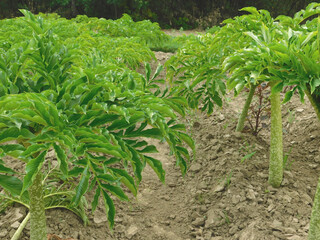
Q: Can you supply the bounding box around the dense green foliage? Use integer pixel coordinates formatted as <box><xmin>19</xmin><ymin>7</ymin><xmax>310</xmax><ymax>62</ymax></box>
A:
<box><xmin>0</xmin><ymin>0</ymin><xmax>316</xmax><ymax>29</ymax></box>
<box><xmin>1</xmin><ymin>2</ymin><xmax>320</xmax><ymax>239</ymax></box>
<box><xmin>0</xmin><ymin>10</ymin><xmax>194</xmax><ymax>239</ymax></box>
<box><xmin>166</xmin><ymin>2</ymin><xmax>320</xmax><ymax>238</ymax></box>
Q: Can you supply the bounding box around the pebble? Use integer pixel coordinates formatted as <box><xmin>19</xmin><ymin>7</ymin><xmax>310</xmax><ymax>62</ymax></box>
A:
<box><xmin>190</xmin><ymin>163</ymin><xmax>202</xmax><ymax>173</ymax></box>
<box><xmin>192</xmin><ymin>217</ymin><xmax>205</xmax><ymax>227</ymax></box>
<box><xmin>214</xmin><ymin>183</ymin><xmax>226</xmax><ymax>193</ymax></box>
<box><xmin>9</xmin><ymin>229</ymin><xmax>16</xmax><ymax>238</ymax></box>
<box><xmin>71</xmin><ymin>231</ymin><xmax>80</xmax><ymax>239</ymax></box>
<box><xmin>198</xmin><ymin>181</ymin><xmax>208</xmax><ymax>190</ymax></box>
<box><xmin>126</xmin><ymin>225</ymin><xmax>138</xmax><ymax>239</ymax></box>
<box><xmin>271</xmin><ymin>219</ymin><xmax>283</xmax><ymax>230</ymax></box>
<box><xmin>93</xmin><ymin>211</ymin><xmax>108</xmax><ymax>224</ymax></box>
<box><xmin>229</xmin><ymin>225</ymin><xmax>239</xmax><ymax>235</ymax></box>
<box><xmin>246</xmin><ymin>189</ymin><xmax>256</xmax><ymax>200</ymax></box>
<box><xmin>218</xmin><ymin>114</ymin><xmax>225</xmax><ymax>121</ymax></box>
<box><xmin>0</xmin><ymin>229</ymin><xmax>8</xmax><ymax>238</ymax></box>
<box><xmin>10</xmin><ymin>221</ymin><xmax>20</xmax><ymax>229</ymax></box>
<box><xmin>11</xmin><ymin>208</ymin><xmax>24</xmax><ymax>223</ymax></box>
<box><xmin>210</xmin><ymin>237</ymin><xmax>223</xmax><ymax>240</ymax></box>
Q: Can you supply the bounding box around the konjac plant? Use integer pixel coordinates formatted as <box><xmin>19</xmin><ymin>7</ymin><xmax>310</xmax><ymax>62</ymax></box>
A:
<box><xmin>166</xmin><ymin>7</ymin><xmax>287</xmax><ymax>187</ymax></box>
<box><xmin>166</xmin><ymin>0</ymin><xmax>320</xmax><ymax>194</ymax></box>
<box><xmin>0</xmin><ymin>10</ymin><xmax>194</xmax><ymax>240</ymax></box>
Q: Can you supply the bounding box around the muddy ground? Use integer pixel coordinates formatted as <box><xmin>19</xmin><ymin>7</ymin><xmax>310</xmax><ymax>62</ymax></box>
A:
<box><xmin>0</xmin><ymin>50</ymin><xmax>320</xmax><ymax>240</ymax></box>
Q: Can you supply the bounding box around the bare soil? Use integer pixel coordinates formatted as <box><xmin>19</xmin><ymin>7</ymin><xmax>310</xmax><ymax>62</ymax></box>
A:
<box><xmin>0</xmin><ymin>51</ymin><xmax>319</xmax><ymax>240</ymax></box>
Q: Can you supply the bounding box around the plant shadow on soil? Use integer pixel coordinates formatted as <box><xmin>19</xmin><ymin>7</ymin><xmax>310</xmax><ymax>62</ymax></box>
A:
<box><xmin>1</xmin><ymin>51</ymin><xmax>320</xmax><ymax>240</ymax></box>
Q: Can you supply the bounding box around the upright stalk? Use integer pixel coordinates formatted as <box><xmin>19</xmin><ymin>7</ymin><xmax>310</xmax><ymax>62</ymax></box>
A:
<box><xmin>236</xmin><ymin>85</ymin><xmax>257</xmax><ymax>132</ymax></box>
<box><xmin>29</xmin><ymin>172</ymin><xmax>47</xmax><ymax>240</ymax></box>
<box><xmin>268</xmin><ymin>82</ymin><xmax>283</xmax><ymax>188</ymax></box>
<box><xmin>305</xmin><ymin>88</ymin><xmax>320</xmax><ymax>122</ymax></box>
<box><xmin>309</xmin><ymin>176</ymin><xmax>320</xmax><ymax>240</ymax></box>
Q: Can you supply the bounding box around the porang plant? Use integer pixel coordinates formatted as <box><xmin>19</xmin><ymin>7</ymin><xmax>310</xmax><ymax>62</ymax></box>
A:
<box><xmin>0</xmin><ymin>10</ymin><xmax>194</xmax><ymax>240</ymax></box>
<box><xmin>264</xmin><ymin>3</ymin><xmax>320</xmax><ymax>239</ymax></box>
<box><xmin>166</xmin><ymin>7</ymin><xmax>286</xmax><ymax>187</ymax></box>
<box><xmin>166</xmin><ymin>2</ymin><xmax>319</xmax><ymax>192</ymax></box>
<box><xmin>218</xmin><ymin>3</ymin><xmax>320</xmax><ymax>238</ymax></box>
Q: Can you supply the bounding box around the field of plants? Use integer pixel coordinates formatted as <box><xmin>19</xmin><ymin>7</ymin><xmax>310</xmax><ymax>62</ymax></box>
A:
<box><xmin>0</xmin><ymin>3</ymin><xmax>320</xmax><ymax>240</ymax></box>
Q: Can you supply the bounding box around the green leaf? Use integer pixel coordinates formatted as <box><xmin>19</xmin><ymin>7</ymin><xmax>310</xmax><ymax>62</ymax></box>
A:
<box><xmin>127</xmin><ymin>146</ymin><xmax>143</xmax><ymax>182</ymax></box>
<box><xmin>21</xmin><ymin>144</ymin><xmax>49</xmax><ymax>158</ymax></box>
<box><xmin>125</xmin><ymin>128</ymin><xmax>163</xmax><ymax>139</ymax></box>
<box><xmin>177</xmin><ymin>132</ymin><xmax>195</xmax><ymax>150</ymax></box>
<box><xmin>310</xmin><ymin>78</ymin><xmax>320</xmax><ymax>94</ymax></box>
<box><xmin>271</xmin><ymin>81</ymin><xmax>284</xmax><ymax>93</ymax></box>
<box><xmin>72</xmin><ymin>165</ymin><xmax>90</xmax><ymax>206</ymax></box>
<box><xmin>109</xmin><ymin>168</ymin><xmax>137</xmax><ymax>196</ymax></box>
<box><xmin>92</xmin><ymin>187</ymin><xmax>101</xmax><ymax>213</ymax></box>
<box><xmin>244</xmin><ymin>32</ymin><xmax>263</xmax><ymax>46</ymax></box>
<box><xmin>86</xmin><ymin>143</ymin><xmax>125</xmax><ymax>159</ymax></box>
<box><xmin>145</xmin><ymin>63</ymin><xmax>151</xmax><ymax>82</ymax></box>
<box><xmin>240</xmin><ymin>7</ymin><xmax>260</xmax><ymax>15</ymax></box>
<box><xmin>101</xmin><ymin>183</ymin><xmax>129</xmax><ymax>201</ymax></box>
<box><xmin>152</xmin><ymin>64</ymin><xmax>163</xmax><ymax>80</ymax></box>
<box><xmin>212</xmin><ymin>94</ymin><xmax>222</xmax><ymax>107</ymax></box>
<box><xmin>145</xmin><ymin>156</ymin><xmax>165</xmax><ymax>183</ymax></box>
<box><xmin>137</xmin><ymin>145</ymin><xmax>158</xmax><ymax>153</ymax></box>
<box><xmin>97</xmin><ymin>174</ymin><xmax>118</xmax><ymax>183</ymax></box>
<box><xmin>0</xmin><ymin>144</ymin><xmax>25</xmax><ymax>158</ymax></box>
<box><xmin>132</xmin><ymin>140</ymin><xmax>148</xmax><ymax>148</ymax></box>
<box><xmin>90</xmin><ymin>114</ymin><xmax>119</xmax><ymax>127</ymax></box>
<box><xmin>241</xmin><ymin>151</ymin><xmax>256</xmax><ymax>163</ymax></box>
<box><xmin>0</xmin><ymin>174</ymin><xmax>23</xmax><ymax>196</ymax></box>
<box><xmin>102</xmin><ymin>189</ymin><xmax>115</xmax><ymax>229</ymax></box>
<box><xmin>283</xmin><ymin>90</ymin><xmax>294</xmax><ymax>103</ymax></box>
<box><xmin>0</xmin><ymin>127</ymin><xmax>34</xmax><ymax>143</ymax></box>
<box><xmin>0</xmin><ymin>163</ymin><xmax>16</xmax><ymax>174</ymax></box>
<box><xmin>19</xmin><ymin>9</ymin><xmax>43</xmax><ymax>34</ymax></box>
<box><xmin>22</xmin><ymin>150</ymin><xmax>47</xmax><ymax>194</ymax></box>
<box><xmin>80</xmin><ymin>86</ymin><xmax>102</xmax><ymax>105</ymax></box>
<box><xmin>53</xmin><ymin>143</ymin><xmax>68</xmax><ymax>176</ymax></box>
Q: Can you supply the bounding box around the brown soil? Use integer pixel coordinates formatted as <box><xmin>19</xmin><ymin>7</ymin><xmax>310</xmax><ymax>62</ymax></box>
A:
<box><xmin>0</xmin><ymin>51</ymin><xmax>319</xmax><ymax>240</ymax></box>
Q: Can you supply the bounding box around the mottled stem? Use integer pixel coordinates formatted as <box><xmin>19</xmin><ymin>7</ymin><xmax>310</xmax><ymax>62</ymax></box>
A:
<box><xmin>305</xmin><ymin>88</ymin><xmax>320</xmax><ymax>122</ymax></box>
<box><xmin>29</xmin><ymin>173</ymin><xmax>47</xmax><ymax>240</ymax></box>
<box><xmin>236</xmin><ymin>85</ymin><xmax>257</xmax><ymax>132</ymax></box>
<box><xmin>308</xmin><ymin>176</ymin><xmax>320</xmax><ymax>239</ymax></box>
<box><xmin>268</xmin><ymin>82</ymin><xmax>283</xmax><ymax>188</ymax></box>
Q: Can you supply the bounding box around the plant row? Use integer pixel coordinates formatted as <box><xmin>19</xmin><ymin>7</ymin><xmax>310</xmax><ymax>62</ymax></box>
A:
<box><xmin>166</xmin><ymin>3</ymin><xmax>320</xmax><ymax>239</ymax></box>
<box><xmin>0</xmin><ymin>10</ymin><xmax>194</xmax><ymax>240</ymax></box>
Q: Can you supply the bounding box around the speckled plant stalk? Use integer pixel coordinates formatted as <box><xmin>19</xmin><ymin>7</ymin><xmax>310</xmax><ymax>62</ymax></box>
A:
<box><xmin>308</xmin><ymin>176</ymin><xmax>320</xmax><ymax>239</ymax></box>
<box><xmin>268</xmin><ymin>81</ymin><xmax>283</xmax><ymax>188</ymax></box>
<box><xmin>305</xmin><ymin>88</ymin><xmax>320</xmax><ymax>122</ymax></box>
<box><xmin>236</xmin><ymin>85</ymin><xmax>257</xmax><ymax>132</ymax></box>
<box><xmin>29</xmin><ymin>172</ymin><xmax>47</xmax><ymax>240</ymax></box>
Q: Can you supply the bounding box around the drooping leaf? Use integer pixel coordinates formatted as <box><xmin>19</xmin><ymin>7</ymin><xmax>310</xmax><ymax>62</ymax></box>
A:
<box><xmin>72</xmin><ymin>165</ymin><xmax>90</xmax><ymax>206</ymax></box>
<box><xmin>144</xmin><ymin>156</ymin><xmax>165</xmax><ymax>183</ymax></box>
<box><xmin>108</xmin><ymin>168</ymin><xmax>137</xmax><ymax>196</ymax></box>
<box><xmin>53</xmin><ymin>143</ymin><xmax>68</xmax><ymax>176</ymax></box>
<box><xmin>101</xmin><ymin>183</ymin><xmax>129</xmax><ymax>201</ymax></box>
<box><xmin>0</xmin><ymin>174</ymin><xmax>23</xmax><ymax>196</ymax></box>
<box><xmin>21</xmin><ymin>150</ymin><xmax>47</xmax><ymax>193</ymax></box>
<box><xmin>102</xmin><ymin>189</ymin><xmax>115</xmax><ymax>229</ymax></box>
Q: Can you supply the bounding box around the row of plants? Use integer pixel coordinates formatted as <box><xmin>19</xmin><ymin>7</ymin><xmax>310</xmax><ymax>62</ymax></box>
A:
<box><xmin>0</xmin><ymin>10</ymin><xmax>194</xmax><ymax>240</ymax></box>
<box><xmin>0</xmin><ymin>0</ymin><xmax>315</xmax><ymax>30</ymax></box>
<box><xmin>166</xmin><ymin>3</ymin><xmax>320</xmax><ymax>239</ymax></box>
<box><xmin>0</xmin><ymin>11</ymin><xmax>180</xmax><ymax>55</ymax></box>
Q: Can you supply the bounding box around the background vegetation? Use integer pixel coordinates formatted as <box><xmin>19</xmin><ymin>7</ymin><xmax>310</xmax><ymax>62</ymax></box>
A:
<box><xmin>0</xmin><ymin>0</ymin><xmax>317</xmax><ymax>29</ymax></box>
